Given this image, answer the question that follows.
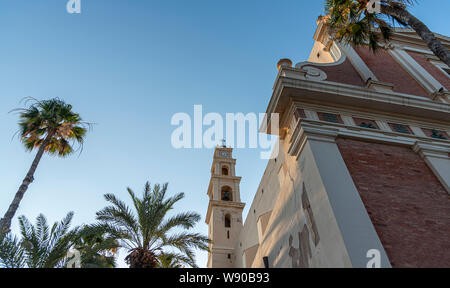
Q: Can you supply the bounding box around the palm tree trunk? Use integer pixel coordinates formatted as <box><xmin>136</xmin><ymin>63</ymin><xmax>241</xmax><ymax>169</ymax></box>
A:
<box><xmin>381</xmin><ymin>4</ymin><xmax>450</xmax><ymax>68</ymax></box>
<box><xmin>0</xmin><ymin>135</ymin><xmax>53</xmax><ymax>234</ymax></box>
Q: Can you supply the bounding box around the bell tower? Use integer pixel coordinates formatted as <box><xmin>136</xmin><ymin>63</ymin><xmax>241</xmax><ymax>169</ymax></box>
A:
<box><xmin>206</xmin><ymin>144</ymin><xmax>245</xmax><ymax>268</ymax></box>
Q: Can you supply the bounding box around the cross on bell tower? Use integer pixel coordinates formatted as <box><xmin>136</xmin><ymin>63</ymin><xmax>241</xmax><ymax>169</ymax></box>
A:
<box><xmin>206</xmin><ymin>146</ymin><xmax>245</xmax><ymax>268</ymax></box>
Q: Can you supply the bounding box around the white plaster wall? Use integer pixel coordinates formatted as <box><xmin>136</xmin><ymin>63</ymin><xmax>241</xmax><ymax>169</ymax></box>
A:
<box><xmin>249</xmin><ymin>138</ymin><xmax>352</xmax><ymax>268</ymax></box>
<box><xmin>308</xmin><ymin>42</ymin><xmax>335</xmax><ymax>64</ymax></box>
<box><xmin>233</xmin><ymin>144</ymin><xmax>285</xmax><ymax>267</ymax></box>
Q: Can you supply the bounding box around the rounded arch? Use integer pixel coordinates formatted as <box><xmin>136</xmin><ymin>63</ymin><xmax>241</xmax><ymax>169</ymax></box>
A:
<box><xmin>221</xmin><ymin>186</ymin><xmax>233</xmax><ymax>201</ymax></box>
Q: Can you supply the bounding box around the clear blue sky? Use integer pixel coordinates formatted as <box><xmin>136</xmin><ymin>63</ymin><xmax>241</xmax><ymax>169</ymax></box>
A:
<box><xmin>1</xmin><ymin>0</ymin><xmax>449</xmax><ymax>268</ymax></box>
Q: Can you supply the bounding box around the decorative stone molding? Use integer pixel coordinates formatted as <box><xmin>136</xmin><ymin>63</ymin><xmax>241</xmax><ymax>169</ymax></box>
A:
<box><xmin>295</xmin><ymin>64</ymin><xmax>328</xmax><ymax>81</ymax></box>
<box><xmin>431</xmin><ymin>90</ymin><xmax>450</xmax><ymax>103</ymax></box>
<box><xmin>425</xmin><ymin>54</ymin><xmax>441</xmax><ymax>62</ymax></box>
<box><xmin>288</xmin><ymin>122</ymin><xmax>339</xmax><ymax>159</ymax></box>
<box><xmin>366</xmin><ymin>79</ymin><xmax>394</xmax><ymax>92</ymax></box>
<box><xmin>412</xmin><ymin>142</ymin><xmax>450</xmax><ymax>160</ymax></box>
<box><xmin>314</xmin><ymin>16</ymin><xmax>332</xmax><ymax>47</ymax></box>
<box><xmin>277</xmin><ymin>58</ymin><xmax>293</xmax><ymax>71</ymax></box>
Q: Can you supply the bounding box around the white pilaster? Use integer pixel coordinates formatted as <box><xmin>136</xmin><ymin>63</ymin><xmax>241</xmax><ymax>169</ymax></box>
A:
<box><xmin>289</xmin><ymin>123</ymin><xmax>392</xmax><ymax>268</ymax></box>
<box><xmin>413</xmin><ymin>142</ymin><xmax>450</xmax><ymax>194</ymax></box>
<box><xmin>388</xmin><ymin>47</ymin><xmax>446</xmax><ymax>96</ymax></box>
<box><xmin>339</xmin><ymin>43</ymin><xmax>377</xmax><ymax>83</ymax></box>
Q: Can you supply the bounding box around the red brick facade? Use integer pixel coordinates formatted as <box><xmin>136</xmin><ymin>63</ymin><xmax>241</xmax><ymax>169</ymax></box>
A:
<box><xmin>313</xmin><ymin>59</ymin><xmax>366</xmax><ymax>88</ymax></box>
<box><xmin>336</xmin><ymin>138</ymin><xmax>450</xmax><ymax>268</ymax></box>
<box><xmin>355</xmin><ymin>47</ymin><xmax>429</xmax><ymax>98</ymax></box>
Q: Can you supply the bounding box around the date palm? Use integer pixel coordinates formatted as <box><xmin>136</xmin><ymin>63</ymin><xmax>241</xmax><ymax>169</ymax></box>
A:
<box><xmin>0</xmin><ymin>98</ymin><xmax>89</xmax><ymax>234</ymax></box>
<box><xmin>93</xmin><ymin>182</ymin><xmax>209</xmax><ymax>268</ymax></box>
<box><xmin>0</xmin><ymin>212</ymin><xmax>79</xmax><ymax>268</ymax></box>
<box><xmin>74</xmin><ymin>226</ymin><xmax>119</xmax><ymax>268</ymax></box>
<box><xmin>325</xmin><ymin>0</ymin><xmax>450</xmax><ymax>67</ymax></box>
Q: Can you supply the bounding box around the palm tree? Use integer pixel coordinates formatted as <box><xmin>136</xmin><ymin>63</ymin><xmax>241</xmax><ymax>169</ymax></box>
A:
<box><xmin>74</xmin><ymin>226</ymin><xmax>119</xmax><ymax>268</ymax></box>
<box><xmin>325</xmin><ymin>0</ymin><xmax>450</xmax><ymax>67</ymax></box>
<box><xmin>93</xmin><ymin>182</ymin><xmax>209</xmax><ymax>268</ymax></box>
<box><xmin>0</xmin><ymin>212</ymin><xmax>79</xmax><ymax>268</ymax></box>
<box><xmin>0</xmin><ymin>98</ymin><xmax>89</xmax><ymax>234</ymax></box>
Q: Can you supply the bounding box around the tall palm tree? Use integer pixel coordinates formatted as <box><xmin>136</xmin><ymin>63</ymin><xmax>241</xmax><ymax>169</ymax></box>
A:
<box><xmin>0</xmin><ymin>98</ymin><xmax>89</xmax><ymax>234</ymax></box>
<box><xmin>93</xmin><ymin>182</ymin><xmax>209</xmax><ymax>268</ymax></box>
<box><xmin>0</xmin><ymin>212</ymin><xmax>79</xmax><ymax>268</ymax></box>
<box><xmin>325</xmin><ymin>0</ymin><xmax>450</xmax><ymax>67</ymax></box>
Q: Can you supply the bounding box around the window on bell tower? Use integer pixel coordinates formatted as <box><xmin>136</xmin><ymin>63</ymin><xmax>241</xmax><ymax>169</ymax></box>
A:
<box><xmin>221</xmin><ymin>186</ymin><xmax>233</xmax><ymax>201</ymax></box>
<box><xmin>222</xmin><ymin>166</ymin><xmax>229</xmax><ymax>176</ymax></box>
<box><xmin>225</xmin><ymin>214</ymin><xmax>231</xmax><ymax>228</ymax></box>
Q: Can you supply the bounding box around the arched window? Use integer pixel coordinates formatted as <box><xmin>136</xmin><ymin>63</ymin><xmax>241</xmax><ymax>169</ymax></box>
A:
<box><xmin>222</xmin><ymin>166</ymin><xmax>229</xmax><ymax>176</ymax></box>
<box><xmin>221</xmin><ymin>186</ymin><xmax>233</xmax><ymax>201</ymax></box>
<box><xmin>225</xmin><ymin>214</ymin><xmax>231</xmax><ymax>228</ymax></box>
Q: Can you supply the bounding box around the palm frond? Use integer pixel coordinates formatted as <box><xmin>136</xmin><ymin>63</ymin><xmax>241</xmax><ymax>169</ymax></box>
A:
<box><xmin>0</xmin><ymin>233</ymin><xmax>25</xmax><ymax>268</ymax></box>
<box><xmin>15</xmin><ymin>213</ymin><xmax>79</xmax><ymax>268</ymax></box>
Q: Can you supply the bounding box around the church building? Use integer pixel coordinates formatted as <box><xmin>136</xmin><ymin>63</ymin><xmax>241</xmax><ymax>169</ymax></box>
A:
<box><xmin>206</xmin><ymin>16</ymin><xmax>450</xmax><ymax>268</ymax></box>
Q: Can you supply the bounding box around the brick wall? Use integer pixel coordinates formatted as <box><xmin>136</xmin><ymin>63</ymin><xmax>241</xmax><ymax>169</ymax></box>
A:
<box><xmin>311</xmin><ymin>59</ymin><xmax>366</xmax><ymax>87</ymax></box>
<box><xmin>336</xmin><ymin>138</ymin><xmax>450</xmax><ymax>268</ymax></box>
<box><xmin>355</xmin><ymin>47</ymin><xmax>429</xmax><ymax>98</ymax></box>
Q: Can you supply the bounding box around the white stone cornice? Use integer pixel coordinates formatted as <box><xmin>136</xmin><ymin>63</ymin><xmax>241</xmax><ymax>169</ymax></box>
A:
<box><xmin>206</xmin><ymin>200</ymin><xmax>246</xmax><ymax>225</ymax></box>
<box><xmin>289</xmin><ymin>101</ymin><xmax>450</xmax><ymax>132</ymax></box>
<box><xmin>211</xmin><ymin>175</ymin><xmax>242</xmax><ymax>181</ymax></box>
<box><xmin>266</xmin><ymin>72</ymin><xmax>450</xmax><ymax>130</ymax></box>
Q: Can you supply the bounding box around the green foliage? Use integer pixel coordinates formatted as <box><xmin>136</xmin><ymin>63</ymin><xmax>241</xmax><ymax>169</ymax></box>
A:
<box><xmin>13</xmin><ymin>97</ymin><xmax>90</xmax><ymax>157</ymax></box>
<box><xmin>18</xmin><ymin>212</ymin><xmax>79</xmax><ymax>268</ymax></box>
<box><xmin>0</xmin><ymin>213</ymin><xmax>78</xmax><ymax>268</ymax></box>
<box><xmin>325</xmin><ymin>0</ymin><xmax>416</xmax><ymax>51</ymax></box>
<box><xmin>0</xmin><ymin>213</ymin><xmax>119</xmax><ymax>268</ymax></box>
<box><xmin>74</xmin><ymin>226</ymin><xmax>119</xmax><ymax>268</ymax></box>
<box><xmin>0</xmin><ymin>233</ymin><xmax>25</xmax><ymax>268</ymax></box>
<box><xmin>93</xmin><ymin>182</ymin><xmax>210</xmax><ymax>268</ymax></box>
